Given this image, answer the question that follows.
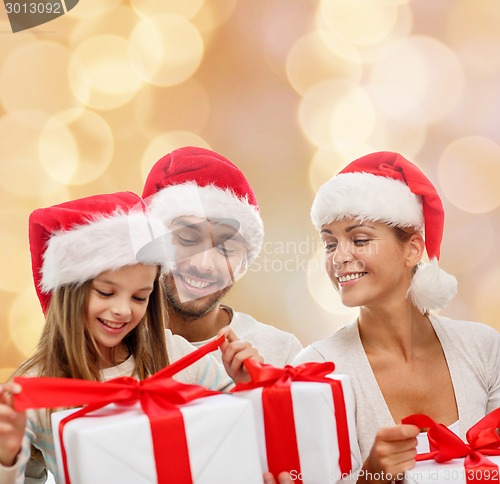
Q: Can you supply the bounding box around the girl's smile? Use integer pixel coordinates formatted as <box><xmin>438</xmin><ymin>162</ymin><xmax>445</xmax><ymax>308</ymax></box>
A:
<box><xmin>87</xmin><ymin>264</ymin><xmax>157</xmax><ymax>366</ymax></box>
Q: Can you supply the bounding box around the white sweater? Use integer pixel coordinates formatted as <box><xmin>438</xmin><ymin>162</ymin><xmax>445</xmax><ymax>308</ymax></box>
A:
<box><xmin>189</xmin><ymin>306</ymin><xmax>303</xmax><ymax>367</ymax></box>
<box><xmin>0</xmin><ymin>330</ymin><xmax>232</xmax><ymax>484</ymax></box>
<box><xmin>292</xmin><ymin>315</ymin><xmax>500</xmax><ymax>461</ymax></box>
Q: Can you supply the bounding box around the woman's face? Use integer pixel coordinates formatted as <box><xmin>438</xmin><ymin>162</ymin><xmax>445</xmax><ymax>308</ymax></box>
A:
<box><xmin>320</xmin><ymin>218</ymin><xmax>415</xmax><ymax>309</ymax></box>
<box><xmin>86</xmin><ymin>264</ymin><xmax>157</xmax><ymax>366</ymax></box>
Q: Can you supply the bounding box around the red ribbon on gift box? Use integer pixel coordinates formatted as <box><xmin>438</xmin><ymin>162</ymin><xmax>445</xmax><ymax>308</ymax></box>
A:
<box><xmin>231</xmin><ymin>359</ymin><xmax>352</xmax><ymax>480</ymax></box>
<box><xmin>14</xmin><ymin>335</ymin><xmax>225</xmax><ymax>484</ymax></box>
<box><xmin>403</xmin><ymin>408</ymin><xmax>500</xmax><ymax>484</ymax></box>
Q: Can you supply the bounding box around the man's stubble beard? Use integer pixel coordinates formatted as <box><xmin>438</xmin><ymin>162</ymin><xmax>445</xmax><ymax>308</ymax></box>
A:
<box><xmin>162</xmin><ymin>278</ymin><xmax>232</xmax><ymax>319</ymax></box>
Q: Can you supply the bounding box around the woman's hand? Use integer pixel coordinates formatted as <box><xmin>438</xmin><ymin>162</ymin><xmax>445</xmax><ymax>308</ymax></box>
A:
<box><xmin>263</xmin><ymin>471</ymin><xmax>293</xmax><ymax>484</ymax></box>
<box><xmin>358</xmin><ymin>424</ymin><xmax>420</xmax><ymax>483</ymax></box>
<box><xmin>218</xmin><ymin>326</ymin><xmax>263</xmax><ymax>384</ymax></box>
<box><xmin>0</xmin><ymin>382</ymin><xmax>26</xmax><ymax>467</ymax></box>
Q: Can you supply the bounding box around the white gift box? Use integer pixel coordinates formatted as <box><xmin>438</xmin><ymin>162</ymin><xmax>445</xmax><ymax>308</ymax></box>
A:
<box><xmin>234</xmin><ymin>374</ymin><xmax>362</xmax><ymax>484</ymax></box>
<box><xmin>404</xmin><ymin>456</ymin><xmax>500</xmax><ymax>484</ymax></box>
<box><xmin>52</xmin><ymin>394</ymin><xmax>263</xmax><ymax>484</ymax></box>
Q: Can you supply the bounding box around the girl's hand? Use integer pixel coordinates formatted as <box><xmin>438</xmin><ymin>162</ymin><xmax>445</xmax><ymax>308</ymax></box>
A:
<box><xmin>218</xmin><ymin>326</ymin><xmax>263</xmax><ymax>384</ymax></box>
<box><xmin>0</xmin><ymin>382</ymin><xmax>26</xmax><ymax>467</ymax></box>
<box><xmin>359</xmin><ymin>424</ymin><xmax>420</xmax><ymax>483</ymax></box>
<box><xmin>263</xmin><ymin>471</ymin><xmax>293</xmax><ymax>484</ymax></box>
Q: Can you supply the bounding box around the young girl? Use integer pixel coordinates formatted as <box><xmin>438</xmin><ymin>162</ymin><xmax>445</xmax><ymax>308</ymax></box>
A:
<box><xmin>293</xmin><ymin>152</ymin><xmax>500</xmax><ymax>483</ymax></box>
<box><xmin>0</xmin><ymin>191</ymin><xmax>259</xmax><ymax>483</ymax></box>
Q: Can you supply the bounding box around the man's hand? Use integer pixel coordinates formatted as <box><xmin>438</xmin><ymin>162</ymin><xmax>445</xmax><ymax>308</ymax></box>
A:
<box><xmin>218</xmin><ymin>326</ymin><xmax>263</xmax><ymax>383</ymax></box>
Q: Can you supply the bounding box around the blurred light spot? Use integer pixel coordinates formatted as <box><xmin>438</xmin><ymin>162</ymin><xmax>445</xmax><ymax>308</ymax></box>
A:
<box><xmin>0</xmin><ymin>20</ymin><xmax>36</xmax><ymax>65</ymax></box>
<box><xmin>330</xmin><ymin>85</ymin><xmax>375</xmax><ymax>153</ymax></box>
<box><xmin>438</xmin><ymin>137</ymin><xmax>500</xmax><ymax>213</ymax></box>
<box><xmin>454</xmin><ymin>38</ymin><xmax>500</xmax><ymax>75</ymax></box>
<box><xmin>308</xmin><ymin>149</ymin><xmax>349</xmax><ymax>192</ymax></box>
<box><xmin>442</xmin><ymin>209</ymin><xmax>494</xmax><ymax>274</ymax></box>
<box><xmin>129</xmin><ymin>14</ymin><xmax>204</xmax><ymax>87</ymax></box>
<box><xmin>8</xmin><ymin>287</ymin><xmax>45</xmax><ymax>358</ymax></box>
<box><xmin>0</xmin><ymin>209</ymin><xmax>32</xmax><ymax>292</ymax></box>
<box><xmin>450</xmin><ymin>78</ymin><xmax>500</xmax><ymax>142</ymax></box>
<box><xmin>286</xmin><ymin>32</ymin><xmax>362</xmax><ymax>96</ymax></box>
<box><xmin>140</xmin><ymin>132</ymin><xmax>210</xmax><ymax>184</ymax></box>
<box><xmin>316</xmin><ymin>2</ymin><xmax>413</xmax><ymax>66</ymax></box>
<box><xmin>316</xmin><ymin>30</ymin><xmax>364</xmax><ymax>66</ymax></box>
<box><xmin>375</xmin><ymin>0</ymin><xmax>410</xmax><ymax>4</ymax></box>
<box><xmin>318</xmin><ymin>0</ymin><xmax>399</xmax><ymax>45</ymax></box>
<box><xmin>69</xmin><ymin>6</ymin><xmax>138</xmax><ymax>48</ymax></box>
<box><xmin>369</xmin><ymin>36</ymin><xmax>465</xmax><ymax>123</ymax></box>
<box><xmin>38</xmin><ymin>117</ymin><xmax>78</xmax><ymax>184</ymax></box>
<box><xmin>133</xmin><ymin>80</ymin><xmax>210</xmax><ymax>138</ymax></box>
<box><xmin>447</xmin><ymin>0</ymin><xmax>500</xmax><ymax>74</ymax></box>
<box><xmin>367</xmin><ymin>86</ymin><xmax>427</xmax><ymax>157</ymax></box>
<box><xmin>285</xmin><ymin>273</ymin><xmax>352</xmax><ymax>345</ymax></box>
<box><xmin>0</xmin><ymin>41</ymin><xmax>85</xmax><ymax>116</ymax></box>
<box><xmin>39</xmin><ymin>110</ymin><xmax>114</xmax><ymax>185</ymax></box>
<box><xmin>31</xmin><ymin>190</ymin><xmax>72</xmax><ymax>208</ymax></box>
<box><xmin>66</xmin><ymin>0</ymin><xmax>122</xmax><ymax>18</ymax></box>
<box><xmin>130</xmin><ymin>0</ymin><xmax>204</xmax><ymax>19</ymax></box>
<box><xmin>0</xmin><ymin>112</ymin><xmax>66</xmax><ymax>197</ymax></box>
<box><xmin>262</xmin><ymin>0</ymin><xmax>318</xmax><ymax>79</ymax></box>
<box><xmin>299</xmin><ymin>79</ymin><xmax>374</xmax><ymax>151</ymax></box>
<box><xmin>0</xmin><ymin>369</ymin><xmax>16</xmax><ymax>383</ymax></box>
<box><xmin>69</xmin><ymin>35</ymin><xmax>142</xmax><ymax>110</ymax></box>
<box><xmin>299</xmin><ymin>79</ymin><xmax>351</xmax><ymax>149</ymax></box>
<box><xmin>191</xmin><ymin>0</ymin><xmax>238</xmax><ymax>34</ymax></box>
<box><xmin>306</xmin><ymin>247</ymin><xmax>359</xmax><ymax>318</ymax></box>
<box><xmin>473</xmin><ymin>265</ymin><xmax>500</xmax><ymax>329</ymax></box>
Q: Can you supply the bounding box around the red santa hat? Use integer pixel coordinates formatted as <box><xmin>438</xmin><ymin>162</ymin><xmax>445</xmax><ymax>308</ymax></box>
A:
<box><xmin>29</xmin><ymin>191</ymin><xmax>167</xmax><ymax>314</ymax></box>
<box><xmin>311</xmin><ymin>151</ymin><xmax>457</xmax><ymax>313</ymax></box>
<box><xmin>142</xmin><ymin>146</ymin><xmax>264</xmax><ymax>267</ymax></box>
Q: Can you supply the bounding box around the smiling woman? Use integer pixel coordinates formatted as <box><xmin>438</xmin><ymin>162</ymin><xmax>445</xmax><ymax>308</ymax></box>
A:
<box><xmin>320</xmin><ymin>219</ymin><xmax>412</xmax><ymax>309</ymax></box>
<box><xmin>293</xmin><ymin>151</ymin><xmax>500</xmax><ymax>483</ymax></box>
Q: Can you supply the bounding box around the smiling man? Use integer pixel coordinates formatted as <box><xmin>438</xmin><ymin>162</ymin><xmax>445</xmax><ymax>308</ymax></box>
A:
<box><xmin>142</xmin><ymin>146</ymin><xmax>302</xmax><ymax>367</ymax></box>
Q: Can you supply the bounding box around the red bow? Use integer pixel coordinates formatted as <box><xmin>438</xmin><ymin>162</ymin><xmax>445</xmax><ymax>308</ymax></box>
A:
<box><xmin>403</xmin><ymin>408</ymin><xmax>500</xmax><ymax>483</ymax></box>
<box><xmin>14</xmin><ymin>335</ymin><xmax>225</xmax><ymax>484</ymax></box>
<box><xmin>232</xmin><ymin>359</ymin><xmax>352</xmax><ymax>479</ymax></box>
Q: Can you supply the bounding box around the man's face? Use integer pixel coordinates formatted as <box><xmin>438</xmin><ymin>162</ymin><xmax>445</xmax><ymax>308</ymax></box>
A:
<box><xmin>163</xmin><ymin>216</ymin><xmax>247</xmax><ymax>317</ymax></box>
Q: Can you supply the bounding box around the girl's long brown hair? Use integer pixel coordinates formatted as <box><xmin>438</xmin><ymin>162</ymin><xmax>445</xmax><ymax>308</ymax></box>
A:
<box><xmin>17</xmin><ymin>266</ymin><xmax>169</xmax><ymax>381</ymax></box>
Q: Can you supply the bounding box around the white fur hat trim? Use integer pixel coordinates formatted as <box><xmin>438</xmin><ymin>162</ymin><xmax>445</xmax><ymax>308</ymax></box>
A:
<box><xmin>41</xmin><ymin>212</ymin><xmax>167</xmax><ymax>292</ymax></box>
<box><xmin>147</xmin><ymin>182</ymin><xmax>264</xmax><ymax>266</ymax></box>
<box><xmin>311</xmin><ymin>172</ymin><xmax>424</xmax><ymax>231</ymax></box>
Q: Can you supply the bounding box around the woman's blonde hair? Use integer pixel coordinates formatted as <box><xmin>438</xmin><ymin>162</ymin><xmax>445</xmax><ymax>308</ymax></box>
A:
<box><xmin>17</xmin><ymin>266</ymin><xmax>169</xmax><ymax>381</ymax></box>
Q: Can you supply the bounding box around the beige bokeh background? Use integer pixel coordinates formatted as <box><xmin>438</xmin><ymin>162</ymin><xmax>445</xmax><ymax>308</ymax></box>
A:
<box><xmin>1</xmin><ymin>0</ymin><xmax>499</xmax><ymax>380</ymax></box>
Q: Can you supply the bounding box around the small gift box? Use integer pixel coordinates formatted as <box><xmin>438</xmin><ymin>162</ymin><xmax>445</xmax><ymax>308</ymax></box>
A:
<box><xmin>15</xmin><ymin>335</ymin><xmax>263</xmax><ymax>484</ymax></box>
<box><xmin>402</xmin><ymin>409</ymin><xmax>500</xmax><ymax>484</ymax></box>
<box><xmin>231</xmin><ymin>359</ymin><xmax>362</xmax><ymax>484</ymax></box>
<box><xmin>51</xmin><ymin>394</ymin><xmax>263</xmax><ymax>484</ymax></box>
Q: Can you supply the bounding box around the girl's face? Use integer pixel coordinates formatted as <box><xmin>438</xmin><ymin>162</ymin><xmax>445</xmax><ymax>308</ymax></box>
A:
<box><xmin>87</xmin><ymin>264</ymin><xmax>157</xmax><ymax>366</ymax></box>
<box><xmin>320</xmin><ymin>218</ymin><xmax>416</xmax><ymax>309</ymax></box>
